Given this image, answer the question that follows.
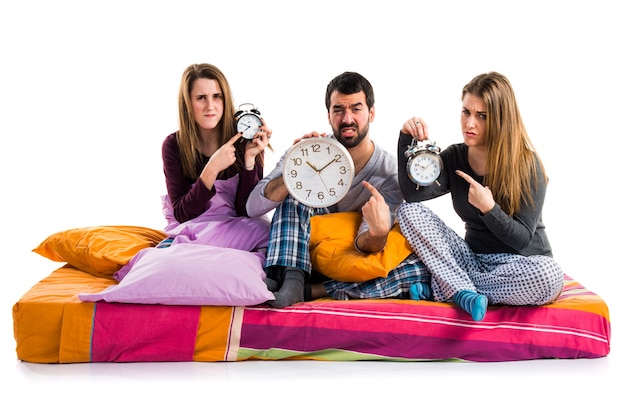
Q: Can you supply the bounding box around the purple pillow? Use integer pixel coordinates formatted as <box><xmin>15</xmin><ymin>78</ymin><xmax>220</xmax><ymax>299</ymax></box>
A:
<box><xmin>79</xmin><ymin>243</ymin><xmax>274</xmax><ymax>306</ymax></box>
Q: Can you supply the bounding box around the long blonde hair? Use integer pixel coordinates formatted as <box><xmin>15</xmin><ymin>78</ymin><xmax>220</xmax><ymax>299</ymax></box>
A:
<box><xmin>463</xmin><ymin>72</ymin><xmax>547</xmax><ymax>216</ymax></box>
<box><xmin>176</xmin><ymin>63</ymin><xmax>239</xmax><ymax>179</ymax></box>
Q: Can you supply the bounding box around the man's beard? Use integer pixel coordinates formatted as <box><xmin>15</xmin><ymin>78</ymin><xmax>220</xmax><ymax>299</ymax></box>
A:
<box><xmin>332</xmin><ymin>122</ymin><xmax>369</xmax><ymax>149</ymax></box>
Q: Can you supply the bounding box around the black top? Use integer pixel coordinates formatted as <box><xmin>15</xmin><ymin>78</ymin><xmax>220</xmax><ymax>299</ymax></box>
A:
<box><xmin>398</xmin><ymin>133</ymin><xmax>553</xmax><ymax>256</ymax></box>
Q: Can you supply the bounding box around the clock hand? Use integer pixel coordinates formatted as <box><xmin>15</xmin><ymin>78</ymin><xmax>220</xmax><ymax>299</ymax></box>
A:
<box><xmin>318</xmin><ymin>157</ymin><xmax>337</xmax><ymax>173</ymax></box>
<box><xmin>316</xmin><ymin>172</ymin><xmax>331</xmax><ymax>194</ymax></box>
<box><xmin>306</xmin><ymin>161</ymin><xmax>320</xmax><ymax>172</ymax></box>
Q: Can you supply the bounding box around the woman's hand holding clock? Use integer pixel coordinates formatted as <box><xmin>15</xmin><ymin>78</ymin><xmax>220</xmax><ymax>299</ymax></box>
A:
<box><xmin>402</xmin><ymin>117</ymin><xmax>429</xmax><ymax>139</ymax></box>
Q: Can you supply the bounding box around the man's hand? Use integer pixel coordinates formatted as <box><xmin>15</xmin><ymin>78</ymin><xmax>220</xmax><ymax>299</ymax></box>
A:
<box><xmin>357</xmin><ymin>181</ymin><xmax>391</xmax><ymax>253</ymax></box>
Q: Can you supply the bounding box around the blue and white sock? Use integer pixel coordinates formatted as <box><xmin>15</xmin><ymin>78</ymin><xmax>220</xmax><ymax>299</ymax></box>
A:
<box><xmin>453</xmin><ymin>290</ymin><xmax>488</xmax><ymax>321</ymax></box>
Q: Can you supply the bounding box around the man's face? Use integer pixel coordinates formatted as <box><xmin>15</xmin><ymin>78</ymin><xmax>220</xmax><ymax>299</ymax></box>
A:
<box><xmin>328</xmin><ymin>91</ymin><xmax>374</xmax><ymax>149</ymax></box>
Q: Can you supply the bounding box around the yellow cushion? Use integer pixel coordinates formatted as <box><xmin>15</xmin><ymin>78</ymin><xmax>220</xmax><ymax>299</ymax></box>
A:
<box><xmin>33</xmin><ymin>225</ymin><xmax>168</xmax><ymax>277</ymax></box>
<box><xmin>310</xmin><ymin>212</ymin><xmax>412</xmax><ymax>282</ymax></box>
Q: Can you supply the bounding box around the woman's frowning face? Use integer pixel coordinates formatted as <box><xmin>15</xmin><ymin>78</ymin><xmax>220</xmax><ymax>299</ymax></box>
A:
<box><xmin>191</xmin><ymin>78</ymin><xmax>224</xmax><ymax>132</ymax></box>
<box><xmin>461</xmin><ymin>93</ymin><xmax>487</xmax><ymax>148</ymax></box>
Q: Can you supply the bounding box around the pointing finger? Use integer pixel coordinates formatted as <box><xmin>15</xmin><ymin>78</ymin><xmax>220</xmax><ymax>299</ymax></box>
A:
<box><xmin>362</xmin><ymin>180</ymin><xmax>382</xmax><ymax>198</ymax></box>
<box><xmin>455</xmin><ymin>170</ymin><xmax>479</xmax><ymax>186</ymax></box>
<box><xmin>229</xmin><ymin>132</ymin><xmax>243</xmax><ymax>144</ymax></box>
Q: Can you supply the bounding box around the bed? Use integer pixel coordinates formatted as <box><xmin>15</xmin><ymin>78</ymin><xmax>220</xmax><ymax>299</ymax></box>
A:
<box><xmin>12</xmin><ymin>223</ymin><xmax>611</xmax><ymax>363</ymax></box>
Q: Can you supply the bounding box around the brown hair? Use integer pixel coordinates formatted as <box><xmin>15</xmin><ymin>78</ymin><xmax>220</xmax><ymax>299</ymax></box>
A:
<box><xmin>462</xmin><ymin>72</ymin><xmax>547</xmax><ymax>216</ymax></box>
<box><xmin>176</xmin><ymin>63</ymin><xmax>241</xmax><ymax>179</ymax></box>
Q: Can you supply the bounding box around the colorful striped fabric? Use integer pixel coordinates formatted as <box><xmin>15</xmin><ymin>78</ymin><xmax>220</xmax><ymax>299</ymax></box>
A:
<box><xmin>212</xmin><ymin>275</ymin><xmax>609</xmax><ymax>362</ymax></box>
<box><xmin>13</xmin><ymin>267</ymin><xmax>610</xmax><ymax>363</ymax></box>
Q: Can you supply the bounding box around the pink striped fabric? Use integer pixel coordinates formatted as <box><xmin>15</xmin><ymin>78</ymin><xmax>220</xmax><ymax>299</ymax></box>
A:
<box><xmin>237</xmin><ymin>276</ymin><xmax>610</xmax><ymax>362</ymax></box>
<box><xmin>91</xmin><ymin>302</ymin><xmax>200</xmax><ymax>362</ymax></box>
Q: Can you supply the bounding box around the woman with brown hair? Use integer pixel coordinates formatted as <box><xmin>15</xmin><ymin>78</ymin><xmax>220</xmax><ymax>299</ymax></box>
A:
<box><xmin>397</xmin><ymin>71</ymin><xmax>563</xmax><ymax>321</ymax></box>
<box><xmin>163</xmin><ymin>63</ymin><xmax>271</xmax><ymax>223</ymax></box>
<box><xmin>113</xmin><ymin>64</ymin><xmax>274</xmax><ymax>305</ymax></box>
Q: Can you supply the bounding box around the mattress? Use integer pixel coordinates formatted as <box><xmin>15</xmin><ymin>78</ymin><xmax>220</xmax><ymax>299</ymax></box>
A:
<box><xmin>13</xmin><ymin>265</ymin><xmax>611</xmax><ymax>363</ymax></box>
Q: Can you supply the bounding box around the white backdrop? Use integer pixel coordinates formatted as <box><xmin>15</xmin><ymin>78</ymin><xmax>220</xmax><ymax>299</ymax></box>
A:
<box><xmin>1</xmin><ymin>1</ymin><xmax>624</xmax><ymax>417</ymax></box>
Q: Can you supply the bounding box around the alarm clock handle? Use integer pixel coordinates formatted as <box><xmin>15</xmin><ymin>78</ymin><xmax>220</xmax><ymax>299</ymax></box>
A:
<box><xmin>405</xmin><ymin>137</ymin><xmax>422</xmax><ymax>158</ymax></box>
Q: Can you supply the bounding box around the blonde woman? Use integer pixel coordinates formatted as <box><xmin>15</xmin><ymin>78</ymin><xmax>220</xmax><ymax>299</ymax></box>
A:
<box><xmin>158</xmin><ymin>63</ymin><xmax>272</xmax><ymax>256</ymax></box>
<box><xmin>115</xmin><ymin>63</ymin><xmax>275</xmax><ymax>296</ymax></box>
<box><xmin>164</xmin><ymin>63</ymin><xmax>271</xmax><ymax>223</ymax></box>
<box><xmin>397</xmin><ymin>72</ymin><xmax>563</xmax><ymax>321</ymax></box>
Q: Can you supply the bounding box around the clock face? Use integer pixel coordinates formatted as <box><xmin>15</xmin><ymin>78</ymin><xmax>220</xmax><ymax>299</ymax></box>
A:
<box><xmin>407</xmin><ymin>151</ymin><xmax>442</xmax><ymax>186</ymax></box>
<box><xmin>282</xmin><ymin>137</ymin><xmax>355</xmax><ymax>208</ymax></box>
<box><xmin>236</xmin><ymin>113</ymin><xmax>262</xmax><ymax>140</ymax></box>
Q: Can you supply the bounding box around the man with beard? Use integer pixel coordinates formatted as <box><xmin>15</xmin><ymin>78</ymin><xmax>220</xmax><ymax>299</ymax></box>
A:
<box><xmin>246</xmin><ymin>71</ymin><xmax>429</xmax><ymax>307</ymax></box>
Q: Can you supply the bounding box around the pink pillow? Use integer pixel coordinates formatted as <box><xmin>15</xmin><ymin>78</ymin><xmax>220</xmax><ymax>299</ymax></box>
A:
<box><xmin>78</xmin><ymin>243</ymin><xmax>274</xmax><ymax>306</ymax></box>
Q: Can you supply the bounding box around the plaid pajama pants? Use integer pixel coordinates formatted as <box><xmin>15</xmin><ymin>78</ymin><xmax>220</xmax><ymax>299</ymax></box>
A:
<box><xmin>266</xmin><ymin>196</ymin><xmax>431</xmax><ymax>300</ymax></box>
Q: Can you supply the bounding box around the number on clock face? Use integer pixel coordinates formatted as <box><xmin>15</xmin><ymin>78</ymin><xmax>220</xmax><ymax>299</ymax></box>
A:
<box><xmin>282</xmin><ymin>137</ymin><xmax>354</xmax><ymax>208</ymax></box>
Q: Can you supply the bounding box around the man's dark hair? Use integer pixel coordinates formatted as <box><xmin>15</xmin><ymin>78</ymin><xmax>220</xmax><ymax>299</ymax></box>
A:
<box><xmin>325</xmin><ymin>72</ymin><xmax>375</xmax><ymax>111</ymax></box>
